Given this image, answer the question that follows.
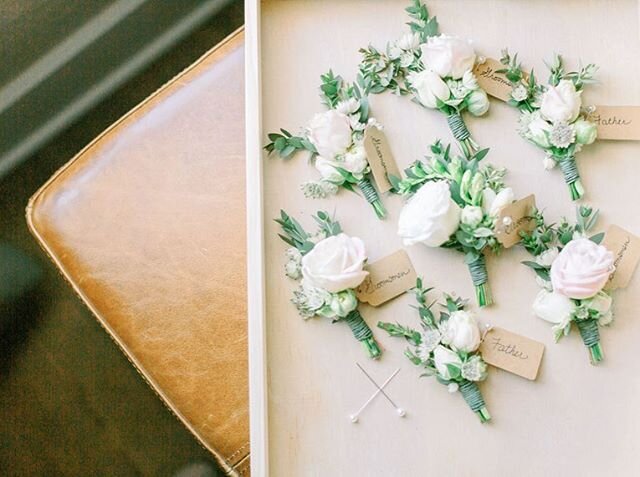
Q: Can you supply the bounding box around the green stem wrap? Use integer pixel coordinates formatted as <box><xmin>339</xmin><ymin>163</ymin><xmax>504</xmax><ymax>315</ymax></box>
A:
<box><xmin>447</xmin><ymin>113</ymin><xmax>471</xmax><ymax>142</ymax></box>
<box><xmin>357</xmin><ymin>177</ymin><xmax>386</xmax><ymax>219</ymax></box>
<box><xmin>575</xmin><ymin>319</ymin><xmax>603</xmax><ymax>364</ymax></box>
<box><xmin>459</xmin><ymin>380</ymin><xmax>491</xmax><ymax>423</ymax></box>
<box><xmin>343</xmin><ymin>309</ymin><xmax>381</xmax><ymax>359</ymax></box>
<box><xmin>467</xmin><ymin>255</ymin><xmax>493</xmax><ymax>307</ymax></box>
<box><xmin>556</xmin><ymin>156</ymin><xmax>584</xmax><ymax>201</ymax></box>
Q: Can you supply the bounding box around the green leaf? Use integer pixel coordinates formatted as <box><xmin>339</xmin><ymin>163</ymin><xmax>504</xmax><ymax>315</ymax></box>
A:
<box><xmin>590</xmin><ymin>232</ymin><xmax>605</xmax><ymax>244</ymax></box>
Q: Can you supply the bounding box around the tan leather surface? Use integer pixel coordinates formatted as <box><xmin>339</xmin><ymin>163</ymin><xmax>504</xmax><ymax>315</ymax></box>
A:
<box><xmin>26</xmin><ymin>29</ymin><xmax>249</xmax><ymax>476</ymax></box>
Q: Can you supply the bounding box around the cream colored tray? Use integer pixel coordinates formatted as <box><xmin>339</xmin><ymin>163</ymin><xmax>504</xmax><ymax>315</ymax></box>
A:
<box><xmin>246</xmin><ymin>1</ymin><xmax>640</xmax><ymax>475</ymax></box>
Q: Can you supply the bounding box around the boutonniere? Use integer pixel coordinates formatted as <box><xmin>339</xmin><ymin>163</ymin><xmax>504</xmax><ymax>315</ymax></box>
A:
<box><xmin>393</xmin><ymin>141</ymin><xmax>514</xmax><ymax>307</ymax></box>
<box><xmin>266</xmin><ymin>72</ymin><xmax>387</xmax><ymax>219</ymax></box>
<box><xmin>498</xmin><ymin>51</ymin><xmax>598</xmax><ymax>200</ymax></box>
<box><xmin>276</xmin><ymin>210</ymin><xmax>382</xmax><ymax>358</ymax></box>
<box><xmin>359</xmin><ymin>1</ymin><xmax>490</xmax><ymax>158</ymax></box>
<box><xmin>520</xmin><ymin>207</ymin><xmax>615</xmax><ymax>364</ymax></box>
<box><xmin>379</xmin><ymin>278</ymin><xmax>491</xmax><ymax>423</ymax></box>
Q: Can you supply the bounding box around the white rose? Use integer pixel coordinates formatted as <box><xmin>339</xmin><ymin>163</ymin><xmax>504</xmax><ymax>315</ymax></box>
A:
<box><xmin>398</xmin><ymin>181</ymin><xmax>461</xmax><ymax>247</ymax></box>
<box><xmin>433</xmin><ymin>345</ymin><xmax>462</xmax><ymax>380</ymax></box>
<box><xmin>466</xmin><ymin>89</ymin><xmax>490</xmax><ymax>117</ymax></box>
<box><xmin>440</xmin><ymin>310</ymin><xmax>481</xmax><ymax>352</ymax></box>
<box><xmin>532</xmin><ymin>289</ymin><xmax>575</xmax><ymax>324</ymax></box>
<box><xmin>528</xmin><ymin>115</ymin><xmax>552</xmax><ymax>148</ymax></box>
<box><xmin>481</xmin><ymin>187</ymin><xmax>514</xmax><ymax>217</ymax></box>
<box><xmin>307</xmin><ymin>110</ymin><xmax>352</xmax><ymax>159</ymax></box>
<box><xmin>341</xmin><ymin>145</ymin><xmax>369</xmax><ymax>177</ymax></box>
<box><xmin>540</xmin><ymin>80</ymin><xmax>582</xmax><ymax>124</ymax></box>
<box><xmin>301</xmin><ymin>233</ymin><xmax>368</xmax><ymax>293</ymax></box>
<box><xmin>420</xmin><ymin>34</ymin><xmax>476</xmax><ymax>79</ymax></box>
<box><xmin>408</xmin><ymin>70</ymin><xmax>450</xmax><ymax>109</ymax></box>
<box><xmin>335</xmin><ymin>98</ymin><xmax>360</xmax><ymax>115</ymax></box>
<box><xmin>461</xmin><ymin>205</ymin><xmax>484</xmax><ymax>228</ymax></box>
<box><xmin>314</xmin><ymin>157</ymin><xmax>343</xmax><ymax>183</ymax></box>
<box><xmin>536</xmin><ymin>247</ymin><xmax>559</xmax><ymax>267</ymax></box>
<box><xmin>328</xmin><ymin>289</ymin><xmax>359</xmax><ymax>318</ymax></box>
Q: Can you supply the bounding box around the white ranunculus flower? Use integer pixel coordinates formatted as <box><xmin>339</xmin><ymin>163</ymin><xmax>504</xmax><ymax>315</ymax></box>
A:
<box><xmin>574</xmin><ymin>118</ymin><xmax>598</xmax><ymax>145</ymax></box>
<box><xmin>440</xmin><ymin>310</ymin><xmax>481</xmax><ymax>353</ymax></box>
<box><xmin>398</xmin><ymin>181</ymin><xmax>461</xmax><ymax>247</ymax></box>
<box><xmin>433</xmin><ymin>345</ymin><xmax>462</xmax><ymax>380</ymax></box>
<box><xmin>307</xmin><ymin>110</ymin><xmax>352</xmax><ymax>159</ymax></box>
<box><xmin>532</xmin><ymin>289</ymin><xmax>575</xmax><ymax>324</ymax></box>
<box><xmin>301</xmin><ymin>233</ymin><xmax>368</xmax><ymax>293</ymax></box>
<box><xmin>341</xmin><ymin>145</ymin><xmax>369</xmax><ymax>177</ymax></box>
<box><xmin>314</xmin><ymin>157</ymin><xmax>343</xmax><ymax>183</ymax></box>
<box><xmin>466</xmin><ymin>89</ymin><xmax>490</xmax><ymax>117</ymax></box>
<box><xmin>420</xmin><ymin>34</ymin><xmax>476</xmax><ymax>79</ymax></box>
<box><xmin>328</xmin><ymin>289</ymin><xmax>359</xmax><ymax>318</ymax></box>
<box><xmin>408</xmin><ymin>70</ymin><xmax>450</xmax><ymax>109</ymax></box>
<box><xmin>540</xmin><ymin>80</ymin><xmax>582</xmax><ymax>124</ymax></box>
<box><xmin>536</xmin><ymin>247</ymin><xmax>559</xmax><ymax>267</ymax></box>
<box><xmin>528</xmin><ymin>115</ymin><xmax>552</xmax><ymax>148</ymax></box>
<box><xmin>335</xmin><ymin>97</ymin><xmax>360</xmax><ymax>115</ymax></box>
<box><xmin>461</xmin><ymin>205</ymin><xmax>484</xmax><ymax>228</ymax></box>
<box><xmin>481</xmin><ymin>187</ymin><xmax>514</xmax><ymax>217</ymax></box>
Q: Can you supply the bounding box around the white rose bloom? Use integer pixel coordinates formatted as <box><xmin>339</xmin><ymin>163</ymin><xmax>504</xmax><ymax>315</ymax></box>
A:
<box><xmin>408</xmin><ymin>70</ymin><xmax>450</xmax><ymax>109</ymax></box>
<box><xmin>440</xmin><ymin>310</ymin><xmax>481</xmax><ymax>353</ymax></box>
<box><xmin>461</xmin><ymin>205</ymin><xmax>484</xmax><ymax>228</ymax></box>
<box><xmin>328</xmin><ymin>289</ymin><xmax>359</xmax><ymax>318</ymax></box>
<box><xmin>420</xmin><ymin>34</ymin><xmax>476</xmax><ymax>79</ymax></box>
<box><xmin>536</xmin><ymin>247</ymin><xmax>559</xmax><ymax>267</ymax></box>
<box><xmin>466</xmin><ymin>89</ymin><xmax>490</xmax><ymax>117</ymax></box>
<box><xmin>335</xmin><ymin>97</ymin><xmax>360</xmax><ymax>115</ymax></box>
<box><xmin>461</xmin><ymin>70</ymin><xmax>479</xmax><ymax>91</ymax></box>
<box><xmin>301</xmin><ymin>233</ymin><xmax>368</xmax><ymax>293</ymax></box>
<box><xmin>540</xmin><ymin>80</ymin><xmax>582</xmax><ymax>124</ymax></box>
<box><xmin>314</xmin><ymin>157</ymin><xmax>343</xmax><ymax>183</ymax></box>
<box><xmin>481</xmin><ymin>187</ymin><xmax>514</xmax><ymax>217</ymax></box>
<box><xmin>398</xmin><ymin>181</ymin><xmax>461</xmax><ymax>247</ymax></box>
<box><xmin>433</xmin><ymin>345</ymin><xmax>463</xmax><ymax>380</ymax></box>
<box><xmin>307</xmin><ymin>110</ymin><xmax>352</xmax><ymax>159</ymax></box>
<box><xmin>341</xmin><ymin>145</ymin><xmax>369</xmax><ymax>177</ymax></box>
<box><xmin>532</xmin><ymin>289</ymin><xmax>575</xmax><ymax>324</ymax></box>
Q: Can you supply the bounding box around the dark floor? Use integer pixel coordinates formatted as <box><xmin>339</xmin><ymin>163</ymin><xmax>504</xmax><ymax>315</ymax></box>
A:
<box><xmin>0</xmin><ymin>3</ymin><xmax>243</xmax><ymax>475</ymax></box>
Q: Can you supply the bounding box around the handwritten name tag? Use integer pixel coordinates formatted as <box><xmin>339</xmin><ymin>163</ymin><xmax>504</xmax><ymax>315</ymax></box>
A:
<box><xmin>494</xmin><ymin>195</ymin><xmax>537</xmax><ymax>248</ymax></box>
<box><xmin>587</xmin><ymin>106</ymin><xmax>640</xmax><ymax>141</ymax></box>
<box><xmin>479</xmin><ymin>327</ymin><xmax>545</xmax><ymax>380</ymax></box>
<box><xmin>356</xmin><ymin>250</ymin><xmax>417</xmax><ymax>306</ymax></box>
<box><xmin>473</xmin><ymin>57</ymin><xmax>522</xmax><ymax>102</ymax></box>
<box><xmin>602</xmin><ymin>225</ymin><xmax>640</xmax><ymax>290</ymax></box>
<box><xmin>363</xmin><ymin>127</ymin><xmax>401</xmax><ymax>193</ymax></box>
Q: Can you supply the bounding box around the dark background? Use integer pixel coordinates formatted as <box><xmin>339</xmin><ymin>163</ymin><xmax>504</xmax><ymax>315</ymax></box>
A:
<box><xmin>0</xmin><ymin>1</ymin><xmax>243</xmax><ymax>475</ymax></box>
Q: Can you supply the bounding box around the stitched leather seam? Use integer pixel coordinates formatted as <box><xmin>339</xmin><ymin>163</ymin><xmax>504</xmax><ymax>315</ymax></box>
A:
<box><xmin>227</xmin><ymin>441</ymin><xmax>250</xmax><ymax>463</ymax></box>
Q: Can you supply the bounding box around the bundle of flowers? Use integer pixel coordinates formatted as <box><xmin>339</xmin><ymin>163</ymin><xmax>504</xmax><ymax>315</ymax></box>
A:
<box><xmin>276</xmin><ymin>210</ymin><xmax>381</xmax><ymax>358</ymax></box>
<box><xmin>359</xmin><ymin>0</ymin><xmax>490</xmax><ymax>158</ymax></box>
<box><xmin>498</xmin><ymin>51</ymin><xmax>598</xmax><ymax>200</ymax></box>
<box><xmin>393</xmin><ymin>141</ymin><xmax>513</xmax><ymax>306</ymax></box>
<box><xmin>379</xmin><ymin>278</ymin><xmax>491</xmax><ymax>423</ymax></box>
<box><xmin>266</xmin><ymin>71</ymin><xmax>387</xmax><ymax>218</ymax></box>
<box><xmin>520</xmin><ymin>206</ymin><xmax>615</xmax><ymax>364</ymax></box>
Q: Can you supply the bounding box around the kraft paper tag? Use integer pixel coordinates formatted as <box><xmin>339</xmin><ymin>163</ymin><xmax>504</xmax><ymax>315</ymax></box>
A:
<box><xmin>602</xmin><ymin>225</ymin><xmax>640</xmax><ymax>290</ymax></box>
<box><xmin>473</xmin><ymin>57</ymin><xmax>521</xmax><ymax>102</ymax></box>
<box><xmin>479</xmin><ymin>327</ymin><xmax>544</xmax><ymax>381</ymax></box>
<box><xmin>363</xmin><ymin>127</ymin><xmax>401</xmax><ymax>193</ymax></box>
<box><xmin>494</xmin><ymin>195</ymin><xmax>537</xmax><ymax>248</ymax></box>
<box><xmin>356</xmin><ymin>250</ymin><xmax>417</xmax><ymax>306</ymax></box>
<box><xmin>587</xmin><ymin>106</ymin><xmax>640</xmax><ymax>141</ymax></box>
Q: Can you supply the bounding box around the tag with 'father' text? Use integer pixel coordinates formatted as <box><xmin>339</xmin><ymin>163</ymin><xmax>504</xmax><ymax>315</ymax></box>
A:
<box><xmin>363</xmin><ymin>127</ymin><xmax>401</xmax><ymax>193</ymax></box>
<box><xmin>356</xmin><ymin>250</ymin><xmax>417</xmax><ymax>306</ymax></box>
<box><xmin>602</xmin><ymin>225</ymin><xmax>640</xmax><ymax>290</ymax></box>
<box><xmin>587</xmin><ymin>106</ymin><xmax>640</xmax><ymax>141</ymax></box>
<box><xmin>494</xmin><ymin>195</ymin><xmax>537</xmax><ymax>248</ymax></box>
<box><xmin>473</xmin><ymin>57</ymin><xmax>524</xmax><ymax>102</ymax></box>
<box><xmin>479</xmin><ymin>327</ymin><xmax>545</xmax><ymax>381</ymax></box>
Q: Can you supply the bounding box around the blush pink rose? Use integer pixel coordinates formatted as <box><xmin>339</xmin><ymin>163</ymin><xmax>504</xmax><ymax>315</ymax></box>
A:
<box><xmin>550</xmin><ymin>238</ymin><xmax>614</xmax><ymax>299</ymax></box>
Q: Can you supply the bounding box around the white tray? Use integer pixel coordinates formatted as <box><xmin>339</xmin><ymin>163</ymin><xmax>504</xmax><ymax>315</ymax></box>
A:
<box><xmin>247</xmin><ymin>1</ymin><xmax>640</xmax><ymax>475</ymax></box>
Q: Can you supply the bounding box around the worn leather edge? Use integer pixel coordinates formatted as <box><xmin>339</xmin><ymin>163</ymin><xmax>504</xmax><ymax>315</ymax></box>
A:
<box><xmin>25</xmin><ymin>26</ymin><xmax>249</xmax><ymax>477</ymax></box>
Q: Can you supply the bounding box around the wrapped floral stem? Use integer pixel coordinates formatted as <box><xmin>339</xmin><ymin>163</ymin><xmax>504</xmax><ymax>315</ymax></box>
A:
<box><xmin>344</xmin><ymin>309</ymin><xmax>381</xmax><ymax>359</ymax></box>
<box><xmin>276</xmin><ymin>210</ymin><xmax>381</xmax><ymax>359</ymax></box>
<box><xmin>378</xmin><ymin>278</ymin><xmax>492</xmax><ymax>422</ymax></box>
<box><xmin>358</xmin><ymin>1</ymin><xmax>490</xmax><ymax>159</ymax></box>
<box><xmin>498</xmin><ymin>50</ymin><xmax>598</xmax><ymax>201</ymax></box>
<box><xmin>265</xmin><ymin>71</ymin><xmax>388</xmax><ymax>219</ymax></box>
<box><xmin>394</xmin><ymin>140</ymin><xmax>515</xmax><ymax>306</ymax></box>
<box><xmin>521</xmin><ymin>206</ymin><xmax>615</xmax><ymax>364</ymax></box>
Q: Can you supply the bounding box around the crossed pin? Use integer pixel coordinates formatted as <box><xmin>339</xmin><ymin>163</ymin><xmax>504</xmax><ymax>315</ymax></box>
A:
<box><xmin>349</xmin><ymin>363</ymin><xmax>405</xmax><ymax>423</ymax></box>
